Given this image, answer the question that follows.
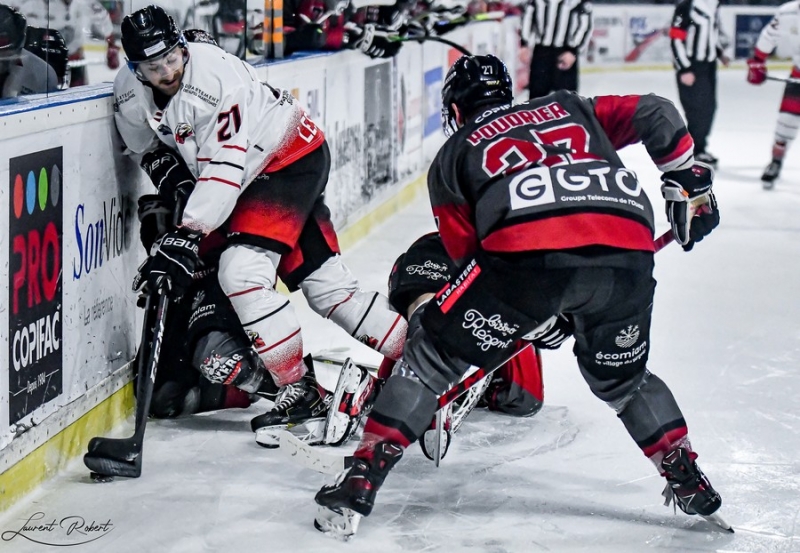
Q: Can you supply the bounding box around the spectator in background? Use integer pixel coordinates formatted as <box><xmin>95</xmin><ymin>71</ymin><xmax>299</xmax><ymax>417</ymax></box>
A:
<box><xmin>0</xmin><ymin>4</ymin><xmax>59</xmax><ymax>98</ymax></box>
<box><xmin>670</xmin><ymin>0</ymin><xmax>729</xmax><ymax>168</ymax></box>
<box><xmin>520</xmin><ymin>0</ymin><xmax>593</xmax><ymax>99</ymax></box>
<box><xmin>11</xmin><ymin>0</ymin><xmax>120</xmax><ymax>86</ymax></box>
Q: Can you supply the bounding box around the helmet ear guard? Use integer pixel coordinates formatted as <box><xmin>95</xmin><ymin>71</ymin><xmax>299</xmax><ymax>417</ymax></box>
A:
<box><xmin>441</xmin><ymin>54</ymin><xmax>513</xmax><ymax>136</ymax></box>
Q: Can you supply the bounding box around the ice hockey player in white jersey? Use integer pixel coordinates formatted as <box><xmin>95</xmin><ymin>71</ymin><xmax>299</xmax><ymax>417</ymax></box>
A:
<box><xmin>114</xmin><ymin>5</ymin><xmax>406</xmax><ymax>446</ymax></box>
<box><xmin>12</xmin><ymin>0</ymin><xmax>119</xmax><ymax>86</ymax></box>
<box><xmin>746</xmin><ymin>1</ymin><xmax>800</xmax><ymax>187</ymax></box>
<box><xmin>0</xmin><ymin>4</ymin><xmax>59</xmax><ymax>98</ymax></box>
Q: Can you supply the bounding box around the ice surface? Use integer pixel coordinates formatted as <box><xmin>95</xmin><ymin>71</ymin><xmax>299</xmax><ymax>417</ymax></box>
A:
<box><xmin>2</xmin><ymin>68</ymin><xmax>799</xmax><ymax>553</ymax></box>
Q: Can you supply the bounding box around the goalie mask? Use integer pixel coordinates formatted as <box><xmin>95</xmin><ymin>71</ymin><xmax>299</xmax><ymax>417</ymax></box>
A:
<box><xmin>388</xmin><ymin>233</ymin><xmax>455</xmax><ymax>316</ymax></box>
<box><xmin>441</xmin><ymin>54</ymin><xmax>513</xmax><ymax>136</ymax></box>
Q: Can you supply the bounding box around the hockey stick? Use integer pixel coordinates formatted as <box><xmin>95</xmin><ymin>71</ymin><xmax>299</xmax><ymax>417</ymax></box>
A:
<box><xmin>83</xmin><ymin>193</ymin><xmax>188</xmax><ymax>481</ymax></box>
<box><xmin>766</xmin><ymin>75</ymin><xmax>800</xmax><ymax>85</ymax></box>
<box><xmin>283</xmin><ymin>230</ymin><xmax>677</xmax><ymax>474</ymax></box>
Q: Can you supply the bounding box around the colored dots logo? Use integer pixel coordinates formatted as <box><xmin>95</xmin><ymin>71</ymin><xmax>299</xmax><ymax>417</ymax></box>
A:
<box><xmin>12</xmin><ymin>165</ymin><xmax>58</xmax><ymax>218</ymax></box>
<box><xmin>38</xmin><ymin>168</ymin><xmax>48</xmax><ymax>211</ymax></box>
<box><xmin>26</xmin><ymin>171</ymin><xmax>35</xmax><ymax>215</ymax></box>
<box><xmin>50</xmin><ymin>165</ymin><xmax>60</xmax><ymax>207</ymax></box>
<box><xmin>13</xmin><ymin>174</ymin><xmax>23</xmax><ymax>219</ymax></box>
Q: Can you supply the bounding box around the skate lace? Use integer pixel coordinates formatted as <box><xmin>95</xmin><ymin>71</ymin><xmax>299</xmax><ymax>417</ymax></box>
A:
<box><xmin>273</xmin><ymin>382</ymin><xmax>305</xmax><ymax>412</ymax></box>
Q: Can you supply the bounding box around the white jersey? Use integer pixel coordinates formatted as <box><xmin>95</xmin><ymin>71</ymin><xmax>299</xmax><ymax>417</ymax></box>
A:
<box><xmin>113</xmin><ymin>42</ymin><xmax>324</xmax><ymax>235</ymax></box>
<box><xmin>1</xmin><ymin>50</ymin><xmax>59</xmax><ymax>98</ymax></box>
<box><xmin>11</xmin><ymin>0</ymin><xmax>113</xmax><ymax>55</ymax></box>
<box><xmin>755</xmin><ymin>1</ymin><xmax>800</xmax><ymax>68</ymax></box>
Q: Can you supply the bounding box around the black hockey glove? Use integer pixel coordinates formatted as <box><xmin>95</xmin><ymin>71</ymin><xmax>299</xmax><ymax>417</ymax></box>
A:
<box><xmin>356</xmin><ymin>24</ymin><xmax>402</xmax><ymax>59</ymax></box>
<box><xmin>524</xmin><ymin>314</ymin><xmax>573</xmax><ymax>350</ymax></box>
<box><xmin>136</xmin><ymin>228</ymin><xmax>201</xmax><ymax>299</ymax></box>
<box><xmin>137</xmin><ymin>194</ymin><xmax>172</xmax><ymax>251</ymax></box>
<box><xmin>661</xmin><ymin>161</ymin><xmax>720</xmax><ymax>252</ymax></box>
<box><xmin>140</xmin><ymin>146</ymin><xmax>196</xmax><ymax>206</ymax></box>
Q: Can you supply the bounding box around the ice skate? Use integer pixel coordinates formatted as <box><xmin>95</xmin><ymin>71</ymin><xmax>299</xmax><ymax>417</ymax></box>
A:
<box><xmin>251</xmin><ymin>358</ymin><xmax>329</xmax><ymax>448</ymax></box>
<box><xmin>314</xmin><ymin>442</ymin><xmax>403</xmax><ymax>540</ymax></box>
<box><xmin>661</xmin><ymin>447</ymin><xmax>733</xmax><ymax>532</ymax></box>
<box><xmin>761</xmin><ymin>159</ymin><xmax>782</xmax><ymax>189</ymax></box>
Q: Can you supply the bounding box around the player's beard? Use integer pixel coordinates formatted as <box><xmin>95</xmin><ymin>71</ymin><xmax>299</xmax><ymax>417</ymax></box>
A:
<box><xmin>155</xmin><ymin>67</ymin><xmax>184</xmax><ymax>97</ymax></box>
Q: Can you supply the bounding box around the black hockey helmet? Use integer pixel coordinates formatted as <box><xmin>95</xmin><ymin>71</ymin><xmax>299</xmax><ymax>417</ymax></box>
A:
<box><xmin>121</xmin><ymin>5</ymin><xmax>185</xmax><ymax>68</ymax></box>
<box><xmin>24</xmin><ymin>27</ymin><xmax>69</xmax><ymax>87</ymax></box>
<box><xmin>183</xmin><ymin>28</ymin><xmax>218</xmax><ymax>47</ymax></box>
<box><xmin>0</xmin><ymin>5</ymin><xmax>27</xmax><ymax>60</ymax></box>
<box><xmin>441</xmin><ymin>54</ymin><xmax>513</xmax><ymax>136</ymax></box>
<box><xmin>388</xmin><ymin>232</ymin><xmax>454</xmax><ymax>317</ymax></box>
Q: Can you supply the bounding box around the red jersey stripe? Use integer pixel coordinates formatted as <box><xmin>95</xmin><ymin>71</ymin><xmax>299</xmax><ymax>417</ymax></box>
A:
<box><xmin>481</xmin><ymin>213</ymin><xmax>655</xmax><ymax>253</ymax></box>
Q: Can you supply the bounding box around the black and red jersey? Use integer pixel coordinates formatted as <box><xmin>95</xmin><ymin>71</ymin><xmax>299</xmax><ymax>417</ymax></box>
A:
<box><xmin>428</xmin><ymin>90</ymin><xmax>695</xmax><ymax>264</ymax></box>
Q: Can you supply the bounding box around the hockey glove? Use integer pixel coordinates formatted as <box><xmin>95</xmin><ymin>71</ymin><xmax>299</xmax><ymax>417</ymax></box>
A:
<box><xmin>661</xmin><ymin>162</ymin><xmax>720</xmax><ymax>252</ymax></box>
<box><xmin>747</xmin><ymin>57</ymin><xmax>766</xmax><ymax>85</ymax></box>
<box><xmin>140</xmin><ymin>146</ymin><xmax>196</xmax><ymax>206</ymax></box>
<box><xmin>141</xmin><ymin>228</ymin><xmax>202</xmax><ymax>299</ymax></box>
<box><xmin>356</xmin><ymin>24</ymin><xmax>402</xmax><ymax>59</ymax></box>
<box><xmin>137</xmin><ymin>194</ymin><xmax>172</xmax><ymax>251</ymax></box>
<box><xmin>106</xmin><ymin>36</ymin><xmax>120</xmax><ymax>70</ymax></box>
<box><xmin>527</xmin><ymin>314</ymin><xmax>573</xmax><ymax>350</ymax></box>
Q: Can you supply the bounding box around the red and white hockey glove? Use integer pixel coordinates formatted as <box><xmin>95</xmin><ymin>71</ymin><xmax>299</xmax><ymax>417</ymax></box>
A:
<box><xmin>661</xmin><ymin>162</ymin><xmax>719</xmax><ymax>252</ymax></box>
<box><xmin>106</xmin><ymin>36</ymin><xmax>120</xmax><ymax>70</ymax></box>
<box><xmin>747</xmin><ymin>51</ymin><xmax>767</xmax><ymax>85</ymax></box>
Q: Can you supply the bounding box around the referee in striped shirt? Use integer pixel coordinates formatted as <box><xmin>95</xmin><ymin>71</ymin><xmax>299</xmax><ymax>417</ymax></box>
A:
<box><xmin>521</xmin><ymin>0</ymin><xmax>593</xmax><ymax>99</ymax></box>
<box><xmin>670</xmin><ymin>0</ymin><xmax>729</xmax><ymax>167</ymax></box>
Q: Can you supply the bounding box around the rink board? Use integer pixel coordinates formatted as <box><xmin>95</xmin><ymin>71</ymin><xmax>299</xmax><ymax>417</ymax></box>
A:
<box><xmin>0</xmin><ymin>18</ymin><xmax>521</xmax><ymax>511</ymax></box>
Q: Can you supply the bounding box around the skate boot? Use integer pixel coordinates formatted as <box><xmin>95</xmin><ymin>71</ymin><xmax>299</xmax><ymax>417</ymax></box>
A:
<box><xmin>661</xmin><ymin>447</ymin><xmax>732</xmax><ymax>532</ymax></box>
<box><xmin>694</xmin><ymin>151</ymin><xmax>718</xmax><ymax>168</ymax></box>
<box><xmin>761</xmin><ymin>159</ymin><xmax>782</xmax><ymax>189</ymax></box>
<box><xmin>314</xmin><ymin>442</ymin><xmax>404</xmax><ymax>540</ymax></box>
<box><xmin>251</xmin><ymin>357</ymin><xmax>329</xmax><ymax>448</ymax></box>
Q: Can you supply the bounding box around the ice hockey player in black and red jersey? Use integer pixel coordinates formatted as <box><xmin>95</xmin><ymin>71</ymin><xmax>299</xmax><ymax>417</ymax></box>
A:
<box><xmin>115</xmin><ymin>6</ymin><xmax>406</xmax><ymax>447</ymax></box>
<box><xmin>314</xmin><ymin>54</ymin><xmax>726</xmax><ymax>538</ymax></box>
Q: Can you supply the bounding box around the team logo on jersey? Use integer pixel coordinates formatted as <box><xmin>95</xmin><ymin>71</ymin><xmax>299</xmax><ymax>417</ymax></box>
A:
<box><xmin>615</xmin><ymin>325</ymin><xmax>640</xmax><ymax>348</ymax></box>
<box><xmin>406</xmin><ymin>260</ymin><xmax>449</xmax><ymax>281</ymax></box>
<box><xmin>509</xmin><ymin>167</ymin><xmax>556</xmax><ymax>210</ymax></box>
<box><xmin>462</xmin><ymin>309</ymin><xmax>518</xmax><ymax>352</ymax></box>
<box><xmin>175</xmin><ymin>123</ymin><xmax>194</xmax><ymax>144</ymax></box>
<box><xmin>157</xmin><ymin>124</ymin><xmax>172</xmax><ymax>136</ymax></box>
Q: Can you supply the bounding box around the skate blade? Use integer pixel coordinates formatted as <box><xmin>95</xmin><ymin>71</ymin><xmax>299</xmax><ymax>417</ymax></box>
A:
<box><xmin>314</xmin><ymin>505</ymin><xmax>360</xmax><ymax>541</ymax></box>
<box><xmin>255</xmin><ymin>418</ymin><xmax>326</xmax><ymax>448</ymax></box>
<box><xmin>701</xmin><ymin>512</ymin><xmax>734</xmax><ymax>533</ymax></box>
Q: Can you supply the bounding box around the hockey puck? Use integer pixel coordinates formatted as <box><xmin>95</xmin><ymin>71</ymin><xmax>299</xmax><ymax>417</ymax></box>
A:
<box><xmin>90</xmin><ymin>472</ymin><xmax>115</xmax><ymax>483</ymax></box>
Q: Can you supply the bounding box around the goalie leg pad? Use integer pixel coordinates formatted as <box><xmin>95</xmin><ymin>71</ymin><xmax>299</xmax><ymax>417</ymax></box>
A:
<box><xmin>324</xmin><ymin>359</ymin><xmax>378</xmax><ymax>446</ymax></box>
